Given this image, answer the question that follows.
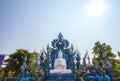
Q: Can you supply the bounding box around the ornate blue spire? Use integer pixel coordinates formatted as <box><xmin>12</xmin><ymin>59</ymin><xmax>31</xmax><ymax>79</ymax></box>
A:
<box><xmin>51</xmin><ymin>33</ymin><xmax>69</xmax><ymax>49</ymax></box>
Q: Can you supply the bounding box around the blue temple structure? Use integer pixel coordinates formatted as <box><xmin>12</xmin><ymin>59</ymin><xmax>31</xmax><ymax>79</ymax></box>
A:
<box><xmin>36</xmin><ymin>33</ymin><xmax>76</xmax><ymax>81</ymax></box>
<box><xmin>0</xmin><ymin>34</ymin><xmax>118</xmax><ymax>81</ymax></box>
<box><xmin>32</xmin><ymin>33</ymin><xmax>114</xmax><ymax>81</ymax></box>
<box><xmin>35</xmin><ymin>33</ymin><xmax>115</xmax><ymax>81</ymax></box>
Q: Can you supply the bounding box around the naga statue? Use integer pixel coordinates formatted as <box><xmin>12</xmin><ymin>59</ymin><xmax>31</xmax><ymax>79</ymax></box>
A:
<box><xmin>20</xmin><ymin>55</ymin><xmax>35</xmax><ymax>81</ymax></box>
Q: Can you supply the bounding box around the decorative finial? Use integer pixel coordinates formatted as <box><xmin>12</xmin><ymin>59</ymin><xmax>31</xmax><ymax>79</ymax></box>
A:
<box><xmin>46</xmin><ymin>44</ymin><xmax>50</xmax><ymax>51</ymax></box>
<box><xmin>58</xmin><ymin>32</ymin><xmax>63</xmax><ymax>39</ymax></box>
<box><xmin>70</xmin><ymin>44</ymin><xmax>74</xmax><ymax>51</ymax></box>
<box><xmin>118</xmin><ymin>51</ymin><xmax>120</xmax><ymax>58</ymax></box>
<box><xmin>51</xmin><ymin>33</ymin><xmax>69</xmax><ymax>49</ymax></box>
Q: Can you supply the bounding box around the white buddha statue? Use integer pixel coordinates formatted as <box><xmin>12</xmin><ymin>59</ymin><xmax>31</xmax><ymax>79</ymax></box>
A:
<box><xmin>50</xmin><ymin>50</ymin><xmax>72</xmax><ymax>74</ymax></box>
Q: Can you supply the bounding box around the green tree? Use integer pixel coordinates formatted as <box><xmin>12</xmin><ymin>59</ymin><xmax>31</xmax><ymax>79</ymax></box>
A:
<box><xmin>8</xmin><ymin>70</ymin><xmax>15</xmax><ymax>77</ymax></box>
<box><xmin>112</xmin><ymin>64</ymin><xmax>120</xmax><ymax>77</ymax></box>
<box><xmin>4</xmin><ymin>49</ymin><xmax>37</xmax><ymax>77</ymax></box>
<box><xmin>0</xmin><ymin>70</ymin><xmax>5</xmax><ymax>78</ymax></box>
<box><xmin>92</xmin><ymin>41</ymin><xmax>120</xmax><ymax>77</ymax></box>
<box><xmin>92</xmin><ymin>41</ymin><xmax>116</xmax><ymax>66</ymax></box>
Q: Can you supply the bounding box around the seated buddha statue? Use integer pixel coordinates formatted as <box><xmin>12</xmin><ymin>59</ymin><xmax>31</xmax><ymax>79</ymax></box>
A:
<box><xmin>50</xmin><ymin>50</ymin><xmax>72</xmax><ymax>74</ymax></box>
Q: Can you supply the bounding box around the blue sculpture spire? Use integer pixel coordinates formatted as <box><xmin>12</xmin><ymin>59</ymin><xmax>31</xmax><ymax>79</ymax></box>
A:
<box><xmin>58</xmin><ymin>32</ymin><xmax>63</xmax><ymax>40</ymax></box>
<box><xmin>51</xmin><ymin>33</ymin><xmax>69</xmax><ymax>49</ymax></box>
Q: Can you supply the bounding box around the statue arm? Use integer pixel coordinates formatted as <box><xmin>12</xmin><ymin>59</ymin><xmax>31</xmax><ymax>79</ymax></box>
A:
<box><xmin>54</xmin><ymin>59</ymin><xmax>66</xmax><ymax>69</ymax></box>
<box><xmin>60</xmin><ymin>60</ymin><xmax>66</xmax><ymax>69</ymax></box>
<box><xmin>62</xmin><ymin>60</ymin><xmax>66</xmax><ymax>66</ymax></box>
<box><xmin>54</xmin><ymin>60</ymin><xmax>58</xmax><ymax>68</ymax></box>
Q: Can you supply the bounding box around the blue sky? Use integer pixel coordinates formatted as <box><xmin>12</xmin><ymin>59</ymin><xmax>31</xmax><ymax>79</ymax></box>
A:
<box><xmin>0</xmin><ymin>0</ymin><xmax>120</xmax><ymax>58</ymax></box>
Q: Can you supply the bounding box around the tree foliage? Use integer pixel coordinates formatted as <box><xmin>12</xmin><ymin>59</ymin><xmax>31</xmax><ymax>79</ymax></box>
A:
<box><xmin>3</xmin><ymin>49</ymin><xmax>37</xmax><ymax>77</ymax></box>
<box><xmin>112</xmin><ymin>64</ymin><xmax>120</xmax><ymax>77</ymax></box>
<box><xmin>92</xmin><ymin>41</ymin><xmax>120</xmax><ymax>77</ymax></box>
<box><xmin>0</xmin><ymin>70</ymin><xmax>5</xmax><ymax>78</ymax></box>
<box><xmin>92</xmin><ymin>41</ymin><xmax>116</xmax><ymax>59</ymax></box>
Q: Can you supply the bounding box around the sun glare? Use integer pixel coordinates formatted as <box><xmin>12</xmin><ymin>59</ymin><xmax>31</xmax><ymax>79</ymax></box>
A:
<box><xmin>88</xmin><ymin>0</ymin><xmax>106</xmax><ymax>16</ymax></box>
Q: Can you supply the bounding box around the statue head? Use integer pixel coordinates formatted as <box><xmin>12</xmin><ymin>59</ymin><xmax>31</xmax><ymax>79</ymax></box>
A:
<box><xmin>58</xmin><ymin>50</ymin><xmax>63</xmax><ymax>58</ymax></box>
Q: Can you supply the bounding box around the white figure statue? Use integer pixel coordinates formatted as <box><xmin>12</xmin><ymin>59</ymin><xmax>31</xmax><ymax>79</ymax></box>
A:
<box><xmin>50</xmin><ymin>50</ymin><xmax>72</xmax><ymax>74</ymax></box>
